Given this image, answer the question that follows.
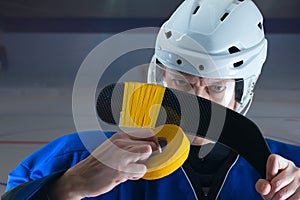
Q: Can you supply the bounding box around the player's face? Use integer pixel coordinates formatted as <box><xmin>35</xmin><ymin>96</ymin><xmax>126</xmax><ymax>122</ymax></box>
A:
<box><xmin>164</xmin><ymin>67</ymin><xmax>237</xmax><ymax>110</ymax></box>
<box><xmin>163</xmin><ymin>67</ymin><xmax>237</xmax><ymax>145</ymax></box>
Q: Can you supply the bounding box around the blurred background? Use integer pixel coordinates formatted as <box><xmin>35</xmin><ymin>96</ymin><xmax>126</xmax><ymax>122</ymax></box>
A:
<box><xmin>0</xmin><ymin>0</ymin><xmax>299</xmax><ymax>194</ymax></box>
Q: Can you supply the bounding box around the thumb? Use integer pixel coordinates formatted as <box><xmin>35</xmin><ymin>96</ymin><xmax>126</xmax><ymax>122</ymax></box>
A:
<box><xmin>255</xmin><ymin>179</ymin><xmax>271</xmax><ymax>196</ymax></box>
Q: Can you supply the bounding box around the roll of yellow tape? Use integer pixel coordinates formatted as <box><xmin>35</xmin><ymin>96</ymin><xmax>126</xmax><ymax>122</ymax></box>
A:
<box><xmin>143</xmin><ymin>124</ymin><xmax>190</xmax><ymax>180</ymax></box>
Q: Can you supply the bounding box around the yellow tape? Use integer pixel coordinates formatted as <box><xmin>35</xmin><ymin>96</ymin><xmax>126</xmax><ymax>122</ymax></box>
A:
<box><xmin>120</xmin><ymin>82</ymin><xmax>189</xmax><ymax>179</ymax></box>
<box><xmin>120</xmin><ymin>82</ymin><xmax>166</xmax><ymax>128</ymax></box>
<box><xmin>143</xmin><ymin>124</ymin><xmax>190</xmax><ymax>180</ymax></box>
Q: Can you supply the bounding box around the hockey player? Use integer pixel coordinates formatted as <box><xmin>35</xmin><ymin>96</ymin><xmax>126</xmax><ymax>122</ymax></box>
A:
<box><xmin>3</xmin><ymin>0</ymin><xmax>300</xmax><ymax>199</ymax></box>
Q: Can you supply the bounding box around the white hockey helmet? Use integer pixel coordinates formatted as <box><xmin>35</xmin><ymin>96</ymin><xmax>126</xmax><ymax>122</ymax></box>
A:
<box><xmin>148</xmin><ymin>0</ymin><xmax>268</xmax><ymax>114</ymax></box>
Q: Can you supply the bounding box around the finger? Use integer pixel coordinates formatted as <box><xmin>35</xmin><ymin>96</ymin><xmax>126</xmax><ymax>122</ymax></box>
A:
<box><xmin>272</xmin><ymin>180</ymin><xmax>298</xmax><ymax>200</ymax></box>
<box><xmin>127</xmin><ymin>143</ymin><xmax>152</xmax><ymax>154</ymax></box>
<box><xmin>127</xmin><ymin>129</ymin><xmax>160</xmax><ymax>151</ymax></box>
<box><xmin>113</xmin><ymin>138</ymin><xmax>158</xmax><ymax>152</ymax></box>
<box><xmin>266</xmin><ymin>154</ymin><xmax>289</xmax><ymax>181</ymax></box>
<box><xmin>270</xmin><ymin>166</ymin><xmax>295</xmax><ymax>194</ymax></box>
<box><xmin>91</xmin><ymin>141</ymin><xmax>152</xmax><ymax>171</ymax></box>
<box><xmin>124</xmin><ymin>162</ymin><xmax>147</xmax><ymax>179</ymax></box>
<box><xmin>125</xmin><ymin>128</ymin><xmax>156</xmax><ymax>139</ymax></box>
<box><xmin>288</xmin><ymin>188</ymin><xmax>300</xmax><ymax>200</ymax></box>
<box><xmin>131</xmin><ymin>139</ymin><xmax>159</xmax><ymax>152</ymax></box>
<box><xmin>126</xmin><ymin>144</ymin><xmax>153</xmax><ymax>163</ymax></box>
<box><xmin>255</xmin><ymin>179</ymin><xmax>271</xmax><ymax>196</ymax></box>
<box><xmin>113</xmin><ymin>129</ymin><xmax>156</xmax><ymax>143</ymax></box>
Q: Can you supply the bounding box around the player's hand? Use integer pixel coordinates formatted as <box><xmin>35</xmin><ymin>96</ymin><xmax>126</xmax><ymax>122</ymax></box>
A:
<box><xmin>255</xmin><ymin>154</ymin><xmax>300</xmax><ymax>200</ymax></box>
<box><xmin>49</xmin><ymin>129</ymin><xmax>159</xmax><ymax>200</ymax></box>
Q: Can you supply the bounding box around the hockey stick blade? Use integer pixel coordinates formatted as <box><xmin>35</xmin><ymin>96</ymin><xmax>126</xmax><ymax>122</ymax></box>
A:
<box><xmin>96</xmin><ymin>82</ymin><xmax>271</xmax><ymax>178</ymax></box>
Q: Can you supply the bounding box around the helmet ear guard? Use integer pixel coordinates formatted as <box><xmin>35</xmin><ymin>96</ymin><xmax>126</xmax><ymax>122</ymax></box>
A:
<box><xmin>148</xmin><ymin>0</ymin><xmax>268</xmax><ymax>114</ymax></box>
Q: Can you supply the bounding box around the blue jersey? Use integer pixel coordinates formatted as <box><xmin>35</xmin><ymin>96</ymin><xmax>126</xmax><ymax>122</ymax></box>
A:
<box><xmin>4</xmin><ymin>130</ymin><xmax>300</xmax><ymax>200</ymax></box>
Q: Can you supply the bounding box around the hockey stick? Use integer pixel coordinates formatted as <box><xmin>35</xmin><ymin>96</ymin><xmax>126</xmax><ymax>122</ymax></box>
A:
<box><xmin>96</xmin><ymin>82</ymin><xmax>271</xmax><ymax>178</ymax></box>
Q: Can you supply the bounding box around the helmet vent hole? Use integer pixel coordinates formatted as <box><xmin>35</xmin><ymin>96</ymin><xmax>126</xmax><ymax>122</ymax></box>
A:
<box><xmin>165</xmin><ymin>31</ymin><xmax>172</xmax><ymax>39</ymax></box>
<box><xmin>257</xmin><ymin>22</ymin><xmax>262</xmax><ymax>30</ymax></box>
<box><xmin>228</xmin><ymin>46</ymin><xmax>240</xmax><ymax>54</ymax></box>
<box><xmin>156</xmin><ymin>59</ymin><xmax>162</xmax><ymax>65</ymax></box>
<box><xmin>176</xmin><ymin>59</ymin><xmax>182</xmax><ymax>65</ymax></box>
<box><xmin>233</xmin><ymin>60</ymin><xmax>243</xmax><ymax>68</ymax></box>
<box><xmin>238</xmin><ymin>0</ymin><xmax>244</xmax><ymax>2</ymax></box>
<box><xmin>220</xmin><ymin>12</ymin><xmax>229</xmax><ymax>21</ymax></box>
<box><xmin>199</xmin><ymin>65</ymin><xmax>205</xmax><ymax>71</ymax></box>
<box><xmin>193</xmin><ymin>6</ymin><xmax>200</xmax><ymax>15</ymax></box>
<box><xmin>234</xmin><ymin>79</ymin><xmax>244</xmax><ymax>102</ymax></box>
